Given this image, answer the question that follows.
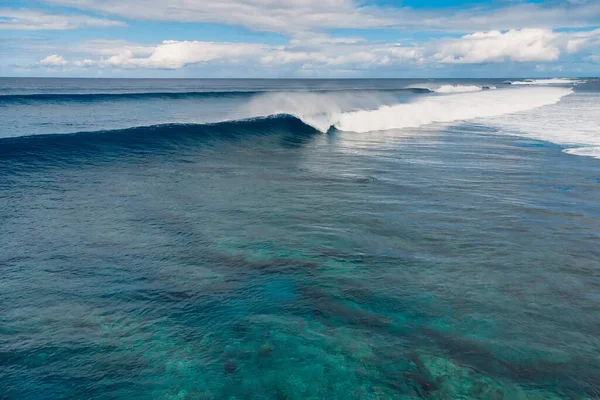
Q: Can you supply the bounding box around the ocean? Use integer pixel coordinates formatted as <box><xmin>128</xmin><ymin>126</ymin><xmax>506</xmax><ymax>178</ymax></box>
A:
<box><xmin>1</xmin><ymin>78</ymin><xmax>599</xmax><ymax>399</ymax></box>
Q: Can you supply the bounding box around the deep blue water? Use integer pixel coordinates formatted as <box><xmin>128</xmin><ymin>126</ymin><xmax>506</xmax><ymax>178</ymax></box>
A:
<box><xmin>1</xmin><ymin>78</ymin><xmax>599</xmax><ymax>399</ymax></box>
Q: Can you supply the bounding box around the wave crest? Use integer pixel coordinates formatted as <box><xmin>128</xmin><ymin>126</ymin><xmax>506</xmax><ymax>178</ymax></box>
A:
<box><xmin>433</xmin><ymin>84</ymin><xmax>483</xmax><ymax>94</ymax></box>
<box><xmin>333</xmin><ymin>87</ymin><xmax>572</xmax><ymax>133</ymax></box>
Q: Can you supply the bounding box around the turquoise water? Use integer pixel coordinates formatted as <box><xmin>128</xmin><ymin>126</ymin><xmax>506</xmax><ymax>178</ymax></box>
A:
<box><xmin>1</xmin><ymin>79</ymin><xmax>600</xmax><ymax>399</ymax></box>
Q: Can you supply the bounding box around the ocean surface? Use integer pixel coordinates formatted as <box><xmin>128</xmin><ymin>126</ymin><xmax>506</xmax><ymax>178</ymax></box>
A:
<box><xmin>1</xmin><ymin>78</ymin><xmax>599</xmax><ymax>399</ymax></box>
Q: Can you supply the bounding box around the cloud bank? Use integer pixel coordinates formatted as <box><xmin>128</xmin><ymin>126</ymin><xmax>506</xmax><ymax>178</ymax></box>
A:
<box><xmin>42</xmin><ymin>0</ymin><xmax>600</xmax><ymax>34</ymax></box>
<box><xmin>0</xmin><ymin>8</ymin><xmax>126</xmax><ymax>30</ymax></box>
<box><xmin>3</xmin><ymin>0</ymin><xmax>599</xmax><ymax>76</ymax></box>
<box><xmin>34</xmin><ymin>28</ymin><xmax>599</xmax><ymax>72</ymax></box>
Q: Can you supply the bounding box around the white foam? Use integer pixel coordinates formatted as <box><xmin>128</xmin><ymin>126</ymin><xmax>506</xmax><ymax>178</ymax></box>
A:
<box><xmin>334</xmin><ymin>87</ymin><xmax>572</xmax><ymax>133</ymax></box>
<box><xmin>485</xmin><ymin>91</ymin><xmax>600</xmax><ymax>159</ymax></box>
<box><xmin>433</xmin><ymin>84</ymin><xmax>482</xmax><ymax>94</ymax></box>
<box><xmin>564</xmin><ymin>147</ymin><xmax>600</xmax><ymax>159</ymax></box>
<box><xmin>508</xmin><ymin>78</ymin><xmax>582</xmax><ymax>85</ymax></box>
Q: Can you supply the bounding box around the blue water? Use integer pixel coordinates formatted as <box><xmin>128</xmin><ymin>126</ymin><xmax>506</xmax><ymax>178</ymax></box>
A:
<box><xmin>1</xmin><ymin>78</ymin><xmax>599</xmax><ymax>399</ymax></box>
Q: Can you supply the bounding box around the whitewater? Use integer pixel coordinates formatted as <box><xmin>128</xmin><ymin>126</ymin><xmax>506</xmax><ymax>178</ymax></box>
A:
<box><xmin>243</xmin><ymin>84</ymin><xmax>600</xmax><ymax>159</ymax></box>
<box><xmin>333</xmin><ymin>87</ymin><xmax>572</xmax><ymax>133</ymax></box>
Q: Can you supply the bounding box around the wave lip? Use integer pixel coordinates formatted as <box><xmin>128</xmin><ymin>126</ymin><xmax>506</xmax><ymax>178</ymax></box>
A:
<box><xmin>333</xmin><ymin>87</ymin><xmax>573</xmax><ymax>133</ymax></box>
<box><xmin>433</xmin><ymin>84</ymin><xmax>483</xmax><ymax>94</ymax></box>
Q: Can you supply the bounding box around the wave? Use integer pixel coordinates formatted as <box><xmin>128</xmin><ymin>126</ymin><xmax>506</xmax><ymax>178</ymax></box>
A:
<box><xmin>333</xmin><ymin>87</ymin><xmax>572</xmax><ymax>133</ymax></box>
<box><xmin>238</xmin><ymin>91</ymin><xmax>404</xmax><ymax>132</ymax></box>
<box><xmin>0</xmin><ymin>91</ymin><xmax>260</xmax><ymax>103</ymax></box>
<box><xmin>1</xmin><ymin>85</ymin><xmax>582</xmax><ymax>158</ymax></box>
<box><xmin>433</xmin><ymin>84</ymin><xmax>483</xmax><ymax>94</ymax></box>
<box><xmin>505</xmin><ymin>78</ymin><xmax>582</xmax><ymax>86</ymax></box>
<box><xmin>0</xmin><ymin>88</ymin><xmax>431</xmax><ymax>103</ymax></box>
<box><xmin>0</xmin><ymin>115</ymin><xmax>319</xmax><ymax>162</ymax></box>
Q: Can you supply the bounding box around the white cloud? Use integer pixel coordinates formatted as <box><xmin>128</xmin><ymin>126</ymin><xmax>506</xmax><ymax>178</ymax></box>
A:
<box><xmin>262</xmin><ymin>45</ymin><xmax>423</xmax><ymax>67</ymax></box>
<box><xmin>71</xmin><ymin>39</ymin><xmax>155</xmax><ymax>57</ymax></box>
<box><xmin>42</xmin><ymin>0</ymin><xmax>600</xmax><ymax>34</ymax></box>
<box><xmin>37</xmin><ymin>54</ymin><xmax>68</xmax><ymax>66</ymax></box>
<box><xmin>536</xmin><ymin>64</ymin><xmax>564</xmax><ymax>72</ymax></box>
<box><xmin>0</xmin><ymin>8</ymin><xmax>126</xmax><ymax>30</ymax></box>
<box><xmin>427</xmin><ymin>1</ymin><xmax>600</xmax><ymax>32</ymax></box>
<box><xmin>45</xmin><ymin>35</ymin><xmax>424</xmax><ymax>72</ymax></box>
<box><xmin>565</xmin><ymin>29</ymin><xmax>600</xmax><ymax>53</ymax></box>
<box><xmin>17</xmin><ymin>28</ymin><xmax>600</xmax><ymax>73</ymax></box>
<box><xmin>44</xmin><ymin>0</ymin><xmax>392</xmax><ymax>34</ymax></box>
<box><xmin>100</xmin><ymin>40</ymin><xmax>269</xmax><ymax>69</ymax></box>
<box><xmin>74</xmin><ymin>58</ymin><xmax>96</xmax><ymax>67</ymax></box>
<box><xmin>433</xmin><ymin>29</ymin><xmax>562</xmax><ymax>64</ymax></box>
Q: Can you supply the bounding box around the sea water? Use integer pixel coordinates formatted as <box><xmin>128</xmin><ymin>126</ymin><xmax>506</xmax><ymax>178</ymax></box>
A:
<box><xmin>1</xmin><ymin>78</ymin><xmax>599</xmax><ymax>399</ymax></box>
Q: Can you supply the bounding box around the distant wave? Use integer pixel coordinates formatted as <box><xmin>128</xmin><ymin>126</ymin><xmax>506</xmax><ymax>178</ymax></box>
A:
<box><xmin>0</xmin><ymin>91</ymin><xmax>260</xmax><ymax>103</ymax></box>
<box><xmin>504</xmin><ymin>78</ymin><xmax>583</xmax><ymax>86</ymax></box>
<box><xmin>0</xmin><ymin>88</ymin><xmax>432</xmax><ymax>103</ymax></box>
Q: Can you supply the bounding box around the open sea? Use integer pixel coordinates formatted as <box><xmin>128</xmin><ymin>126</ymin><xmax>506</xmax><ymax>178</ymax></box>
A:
<box><xmin>1</xmin><ymin>78</ymin><xmax>599</xmax><ymax>399</ymax></box>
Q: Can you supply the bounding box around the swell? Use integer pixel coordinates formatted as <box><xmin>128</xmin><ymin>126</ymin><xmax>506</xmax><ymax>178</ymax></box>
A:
<box><xmin>0</xmin><ymin>88</ymin><xmax>432</xmax><ymax>104</ymax></box>
<box><xmin>0</xmin><ymin>115</ymin><xmax>318</xmax><ymax>167</ymax></box>
<box><xmin>0</xmin><ymin>86</ymin><xmax>579</xmax><ymax>164</ymax></box>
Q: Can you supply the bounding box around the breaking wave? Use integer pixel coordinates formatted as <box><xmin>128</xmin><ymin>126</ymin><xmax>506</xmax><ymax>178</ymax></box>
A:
<box><xmin>333</xmin><ymin>87</ymin><xmax>572</xmax><ymax>133</ymax></box>
<box><xmin>433</xmin><ymin>84</ymin><xmax>483</xmax><ymax>94</ymax></box>
<box><xmin>5</xmin><ymin>84</ymin><xmax>590</xmax><ymax>158</ymax></box>
<box><xmin>236</xmin><ymin>86</ymin><xmax>572</xmax><ymax>133</ymax></box>
<box><xmin>505</xmin><ymin>78</ymin><xmax>582</xmax><ymax>86</ymax></box>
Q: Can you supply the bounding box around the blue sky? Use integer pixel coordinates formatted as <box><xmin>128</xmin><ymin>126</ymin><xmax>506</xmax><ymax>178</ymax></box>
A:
<box><xmin>1</xmin><ymin>0</ymin><xmax>599</xmax><ymax>77</ymax></box>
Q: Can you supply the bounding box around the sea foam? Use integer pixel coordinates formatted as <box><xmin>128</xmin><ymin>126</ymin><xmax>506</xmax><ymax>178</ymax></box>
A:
<box><xmin>334</xmin><ymin>87</ymin><xmax>572</xmax><ymax>133</ymax></box>
<box><xmin>485</xmin><ymin>91</ymin><xmax>600</xmax><ymax>159</ymax></box>
<box><xmin>507</xmin><ymin>78</ymin><xmax>582</xmax><ymax>85</ymax></box>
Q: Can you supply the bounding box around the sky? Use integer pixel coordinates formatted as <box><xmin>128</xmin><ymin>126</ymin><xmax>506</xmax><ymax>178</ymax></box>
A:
<box><xmin>1</xmin><ymin>0</ymin><xmax>599</xmax><ymax>78</ymax></box>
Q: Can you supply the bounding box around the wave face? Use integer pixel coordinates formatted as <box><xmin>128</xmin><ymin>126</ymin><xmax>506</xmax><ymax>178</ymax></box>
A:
<box><xmin>333</xmin><ymin>87</ymin><xmax>572</xmax><ymax>133</ymax></box>
<box><xmin>0</xmin><ymin>115</ymin><xmax>318</xmax><ymax>163</ymax></box>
